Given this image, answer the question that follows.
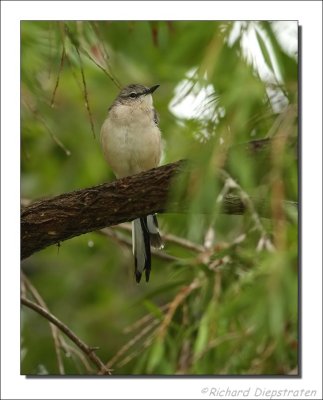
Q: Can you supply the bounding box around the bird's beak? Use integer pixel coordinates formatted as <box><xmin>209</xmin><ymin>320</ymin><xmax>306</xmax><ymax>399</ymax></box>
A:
<box><xmin>146</xmin><ymin>84</ymin><xmax>160</xmax><ymax>94</ymax></box>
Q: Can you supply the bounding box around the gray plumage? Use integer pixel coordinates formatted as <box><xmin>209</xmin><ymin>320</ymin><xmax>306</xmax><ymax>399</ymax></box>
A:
<box><xmin>101</xmin><ymin>83</ymin><xmax>163</xmax><ymax>283</ymax></box>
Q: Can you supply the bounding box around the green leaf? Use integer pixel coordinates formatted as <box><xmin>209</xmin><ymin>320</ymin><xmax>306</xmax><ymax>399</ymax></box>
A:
<box><xmin>255</xmin><ymin>28</ymin><xmax>275</xmax><ymax>74</ymax></box>
<box><xmin>193</xmin><ymin>301</ymin><xmax>216</xmax><ymax>358</ymax></box>
<box><xmin>147</xmin><ymin>339</ymin><xmax>164</xmax><ymax>373</ymax></box>
<box><xmin>142</xmin><ymin>300</ymin><xmax>164</xmax><ymax>320</ymax></box>
<box><xmin>193</xmin><ymin>318</ymin><xmax>209</xmax><ymax>358</ymax></box>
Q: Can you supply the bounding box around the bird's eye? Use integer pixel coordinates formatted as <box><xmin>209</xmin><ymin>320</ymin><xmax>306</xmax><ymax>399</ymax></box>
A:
<box><xmin>129</xmin><ymin>92</ymin><xmax>137</xmax><ymax>98</ymax></box>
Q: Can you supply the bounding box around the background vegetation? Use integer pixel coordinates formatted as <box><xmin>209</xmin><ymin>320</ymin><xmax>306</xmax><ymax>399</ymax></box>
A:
<box><xmin>21</xmin><ymin>21</ymin><xmax>298</xmax><ymax>375</ymax></box>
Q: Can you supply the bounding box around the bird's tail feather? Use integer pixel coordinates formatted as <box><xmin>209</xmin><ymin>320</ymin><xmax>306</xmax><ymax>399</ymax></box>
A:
<box><xmin>147</xmin><ymin>214</ymin><xmax>164</xmax><ymax>250</ymax></box>
<box><xmin>132</xmin><ymin>214</ymin><xmax>163</xmax><ymax>283</ymax></box>
<box><xmin>132</xmin><ymin>218</ymin><xmax>151</xmax><ymax>283</ymax></box>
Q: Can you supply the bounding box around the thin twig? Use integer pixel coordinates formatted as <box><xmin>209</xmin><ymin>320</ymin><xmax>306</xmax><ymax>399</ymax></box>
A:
<box><xmin>90</xmin><ymin>22</ymin><xmax>110</xmax><ymax>62</ymax></box>
<box><xmin>64</xmin><ymin>51</ymin><xmax>83</xmax><ymax>92</ymax></box>
<box><xmin>21</xmin><ymin>297</ymin><xmax>112</xmax><ymax>375</ymax></box>
<box><xmin>194</xmin><ymin>332</ymin><xmax>241</xmax><ymax>362</ymax></box>
<box><xmin>88</xmin><ymin>22</ymin><xmax>122</xmax><ymax>88</ymax></box>
<box><xmin>61</xmin><ymin>342</ymin><xmax>94</xmax><ymax>373</ymax></box>
<box><xmin>109</xmin><ymin>281</ymin><xmax>200</xmax><ymax>370</ymax></box>
<box><xmin>80</xmin><ymin>48</ymin><xmax>121</xmax><ymax>89</ymax></box>
<box><xmin>116</xmin><ymin>330</ymin><xmax>157</xmax><ymax>369</ymax></box>
<box><xmin>157</xmin><ymin>279</ymin><xmax>200</xmax><ymax>339</ymax></box>
<box><xmin>177</xmin><ymin>303</ymin><xmax>191</xmax><ymax>374</ymax></box>
<box><xmin>117</xmin><ymin>223</ymin><xmax>204</xmax><ymax>253</ymax></box>
<box><xmin>74</xmin><ymin>47</ymin><xmax>96</xmax><ymax>138</ymax></box>
<box><xmin>218</xmin><ymin>169</ymin><xmax>275</xmax><ymax>252</ymax></box>
<box><xmin>22</xmin><ymin>274</ymin><xmax>65</xmax><ymax>374</ymax></box>
<box><xmin>50</xmin><ymin>46</ymin><xmax>66</xmax><ymax>108</ymax></box>
<box><xmin>106</xmin><ymin>319</ymin><xmax>159</xmax><ymax>369</ymax></box>
<box><xmin>47</xmin><ymin>22</ymin><xmax>55</xmax><ymax>79</ymax></box>
<box><xmin>123</xmin><ymin>303</ymin><xmax>170</xmax><ymax>334</ymax></box>
<box><xmin>100</xmin><ymin>228</ymin><xmax>179</xmax><ymax>262</ymax></box>
<box><xmin>164</xmin><ymin>233</ymin><xmax>205</xmax><ymax>253</ymax></box>
<box><xmin>22</xmin><ymin>98</ymin><xmax>71</xmax><ymax>156</ymax></box>
<box><xmin>107</xmin><ymin>302</ymin><xmax>171</xmax><ymax>369</ymax></box>
<box><xmin>23</xmin><ymin>275</ymin><xmax>93</xmax><ymax>373</ymax></box>
<box><xmin>269</xmin><ymin>107</ymin><xmax>295</xmax><ymax>250</ymax></box>
<box><xmin>115</xmin><ymin>284</ymin><xmax>199</xmax><ymax>369</ymax></box>
<box><xmin>64</xmin><ymin>24</ymin><xmax>96</xmax><ymax>138</ymax></box>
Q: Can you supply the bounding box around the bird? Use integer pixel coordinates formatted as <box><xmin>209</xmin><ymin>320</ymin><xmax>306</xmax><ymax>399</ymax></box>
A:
<box><xmin>100</xmin><ymin>83</ymin><xmax>164</xmax><ymax>283</ymax></box>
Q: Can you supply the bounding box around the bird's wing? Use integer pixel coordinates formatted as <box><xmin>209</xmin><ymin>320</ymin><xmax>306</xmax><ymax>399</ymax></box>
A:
<box><xmin>153</xmin><ymin>108</ymin><xmax>159</xmax><ymax>126</ymax></box>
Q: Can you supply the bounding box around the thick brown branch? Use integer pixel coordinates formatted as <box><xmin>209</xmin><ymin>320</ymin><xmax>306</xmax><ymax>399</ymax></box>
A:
<box><xmin>21</xmin><ymin>160</ymin><xmax>185</xmax><ymax>260</ymax></box>
<box><xmin>21</xmin><ymin>145</ymin><xmax>297</xmax><ymax>260</ymax></box>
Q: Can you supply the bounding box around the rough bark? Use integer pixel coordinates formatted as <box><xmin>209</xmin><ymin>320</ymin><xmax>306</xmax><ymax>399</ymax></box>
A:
<box><xmin>21</xmin><ymin>137</ymin><xmax>297</xmax><ymax>260</ymax></box>
<box><xmin>21</xmin><ymin>161</ymin><xmax>185</xmax><ymax>260</ymax></box>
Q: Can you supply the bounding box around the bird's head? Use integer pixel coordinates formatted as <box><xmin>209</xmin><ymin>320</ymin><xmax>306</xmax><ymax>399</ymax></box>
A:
<box><xmin>115</xmin><ymin>83</ymin><xmax>160</xmax><ymax>108</ymax></box>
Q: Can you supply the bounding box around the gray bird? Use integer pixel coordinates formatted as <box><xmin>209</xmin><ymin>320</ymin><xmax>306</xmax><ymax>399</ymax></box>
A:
<box><xmin>100</xmin><ymin>84</ymin><xmax>163</xmax><ymax>283</ymax></box>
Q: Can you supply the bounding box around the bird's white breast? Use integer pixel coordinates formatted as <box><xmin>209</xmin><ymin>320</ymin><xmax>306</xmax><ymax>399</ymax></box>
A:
<box><xmin>100</xmin><ymin>99</ymin><xmax>161</xmax><ymax>178</ymax></box>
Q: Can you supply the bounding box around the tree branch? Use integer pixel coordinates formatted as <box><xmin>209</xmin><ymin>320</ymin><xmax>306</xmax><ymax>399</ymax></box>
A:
<box><xmin>21</xmin><ymin>156</ymin><xmax>297</xmax><ymax>260</ymax></box>
<box><xmin>22</xmin><ymin>274</ymin><xmax>65</xmax><ymax>374</ymax></box>
<box><xmin>21</xmin><ymin>160</ymin><xmax>185</xmax><ymax>260</ymax></box>
<box><xmin>21</xmin><ymin>297</ymin><xmax>111</xmax><ymax>375</ymax></box>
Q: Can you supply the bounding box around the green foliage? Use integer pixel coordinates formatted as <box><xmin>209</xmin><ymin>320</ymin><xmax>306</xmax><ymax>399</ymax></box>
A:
<box><xmin>21</xmin><ymin>21</ymin><xmax>298</xmax><ymax>375</ymax></box>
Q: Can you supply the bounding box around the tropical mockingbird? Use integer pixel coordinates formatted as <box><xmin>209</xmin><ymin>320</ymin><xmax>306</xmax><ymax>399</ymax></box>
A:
<box><xmin>100</xmin><ymin>83</ymin><xmax>163</xmax><ymax>283</ymax></box>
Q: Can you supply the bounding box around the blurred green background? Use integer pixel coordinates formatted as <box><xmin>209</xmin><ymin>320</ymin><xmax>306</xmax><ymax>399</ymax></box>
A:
<box><xmin>21</xmin><ymin>21</ymin><xmax>298</xmax><ymax>375</ymax></box>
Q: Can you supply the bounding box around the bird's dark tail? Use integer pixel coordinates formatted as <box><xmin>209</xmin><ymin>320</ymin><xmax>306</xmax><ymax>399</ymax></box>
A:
<box><xmin>132</xmin><ymin>217</ymin><xmax>151</xmax><ymax>283</ymax></box>
<box><xmin>132</xmin><ymin>214</ymin><xmax>163</xmax><ymax>283</ymax></box>
<box><xmin>147</xmin><ymin>214</ymin><xmax>164</xmax><ymax>250</ymax></box>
